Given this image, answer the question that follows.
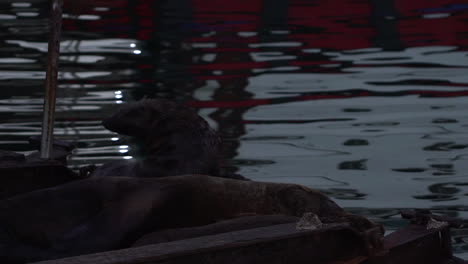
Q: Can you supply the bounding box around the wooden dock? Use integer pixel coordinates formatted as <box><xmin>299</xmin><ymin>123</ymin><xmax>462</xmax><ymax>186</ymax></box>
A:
<box><xmin>32</xmin><ymin>220</ymin><xmax>466</xmax><ymax>264</ymax></box>
<box><xmin>33</xmin><ymin>223</ymin><xmax>369</xmax><ymax>264</ymax></box>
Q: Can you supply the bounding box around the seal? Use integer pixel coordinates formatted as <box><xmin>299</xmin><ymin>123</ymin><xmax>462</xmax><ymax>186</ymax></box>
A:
<box><xmin>0</xmin><ymin>175</ymin><xmax>379</xmax><ymax>263</ymax></box>
<box><xmin>91</xmin><ymin>99</ymin><xmax>246</xmax><ymax>179</ymax></box>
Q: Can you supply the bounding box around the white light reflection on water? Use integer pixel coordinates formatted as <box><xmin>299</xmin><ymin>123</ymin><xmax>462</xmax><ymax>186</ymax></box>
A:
<box><xmin>11</xmin><ymin>2</ymin><xmax>31</xmax><ymax>8</ymax></box>
<box><xmin>0</xmin><ymin>70</ymin><xmax>111</xmax><ymax>80</ymax></box>
<box><xmin>336</xmin><ymin>46</ymin><xmax>466</xmax><ymax>67</ymax></box>
<box><xmin>6</xmin><ymin>39</ymin><xmax>140</xmax><ymax>53</ymax></box>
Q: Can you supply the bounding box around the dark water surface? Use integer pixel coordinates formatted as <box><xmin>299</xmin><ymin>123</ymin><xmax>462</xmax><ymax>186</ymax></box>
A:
<box><xmin>1</xmin><ymin>0</ymin><xmax>468</xmax><ymax>257</ymax></box>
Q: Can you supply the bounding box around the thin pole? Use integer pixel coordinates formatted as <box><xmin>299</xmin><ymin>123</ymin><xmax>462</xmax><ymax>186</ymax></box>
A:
<box><xmin>40</xmin><ymin>0</ymin><xmax>63</xmax><ymax>159</ymax></box>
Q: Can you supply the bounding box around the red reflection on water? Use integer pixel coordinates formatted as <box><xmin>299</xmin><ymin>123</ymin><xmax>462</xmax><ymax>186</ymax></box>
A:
<box><xmin>396</xmin><ymin>0</ymin><xmax>468</xmax><ymax>46</ymax></box>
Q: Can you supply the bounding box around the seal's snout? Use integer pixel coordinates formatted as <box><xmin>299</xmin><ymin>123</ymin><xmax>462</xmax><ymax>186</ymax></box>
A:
<box><xmin>102</xmin><ymin>117</ymin><xmax>111</xmax><ymax>130</ymax></box>
<box><xmin>102</xmin><ymin>115</ymin><xmax>128</xmax><ymax>135</ymax></box>
<box><xmin>101</xmin><ymin>103</ymin><xmax>151</xmax><ymax>138</ymax></box>
<box><xmin>102</xmin><ymin>115</ymin><xmax>124</xmax><ymax>133</ymax></box>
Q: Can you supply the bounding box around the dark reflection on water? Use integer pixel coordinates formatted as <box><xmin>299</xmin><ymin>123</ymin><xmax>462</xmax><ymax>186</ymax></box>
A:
<box><xmin>414</xmin><ymin>182</ymin><xmax>468</xmax><ymax>201</ymax></box>
<box><xmin>1</xmin><ymin>0</ymin><xmax>468</xmax><ymax>257</ymax></box>
<box><xmin>424</xmin><ymin>142</ymin><xmax>468</xmax><ymax>151</ymax></box>
<box><xmin>324</xmin><ymin>188</ymin><xmax>368</xmax><ymax>200</ymax></box>
<box><xmin>338</xmin><ymin>159</ymin><xmax>368</xmax><ymax>170</ymax></box>
<box><xmin>343</xmin><ymin>139</ymin><xmax>369</xmax><ymax>146</ymax></box>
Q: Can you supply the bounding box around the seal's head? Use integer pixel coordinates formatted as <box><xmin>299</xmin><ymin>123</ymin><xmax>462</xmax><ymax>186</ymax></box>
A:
<box><xmin>101</xmin><ymin>99</ymin><xmax>222</xmax><ymax>177</ymax></box>
<box><xmin>102</xmin><ymin>99</ymin><xmax>182</xmax><ymax>139</ymax></box>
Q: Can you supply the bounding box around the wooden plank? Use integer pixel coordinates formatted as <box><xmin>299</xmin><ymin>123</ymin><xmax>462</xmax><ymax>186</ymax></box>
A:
<box><xmin>344</xmin><ymin>224</ymin><xmax>455</xmax><ymax>264</ymax></box>
<box><xmin>32</xmin><ymin>223</ymin><xmax>369</xmax><ymax>264</ymax></box>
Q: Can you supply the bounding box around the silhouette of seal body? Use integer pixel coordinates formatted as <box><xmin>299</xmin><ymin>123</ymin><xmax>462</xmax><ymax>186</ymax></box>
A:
<box><xmin>92</xmin><ymin>99</ymin><xmax>237</xmax><ymax>178</ymax></box>
<box><xmin>0</xmin><ymin>175</ymin><xmax>378</xmax><ymax>263</ymax></box>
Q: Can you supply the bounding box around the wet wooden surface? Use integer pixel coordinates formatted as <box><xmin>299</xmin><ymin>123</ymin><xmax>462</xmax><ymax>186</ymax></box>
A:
<box><xmin>342</xmin><ymin>223</ymin><xmax>465</xmax><ymax>264</ymax></box>
<box><xmin>32</xmin><ymin>223</ymin><xmax>368</xmax><ymax>264</ymax></box>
